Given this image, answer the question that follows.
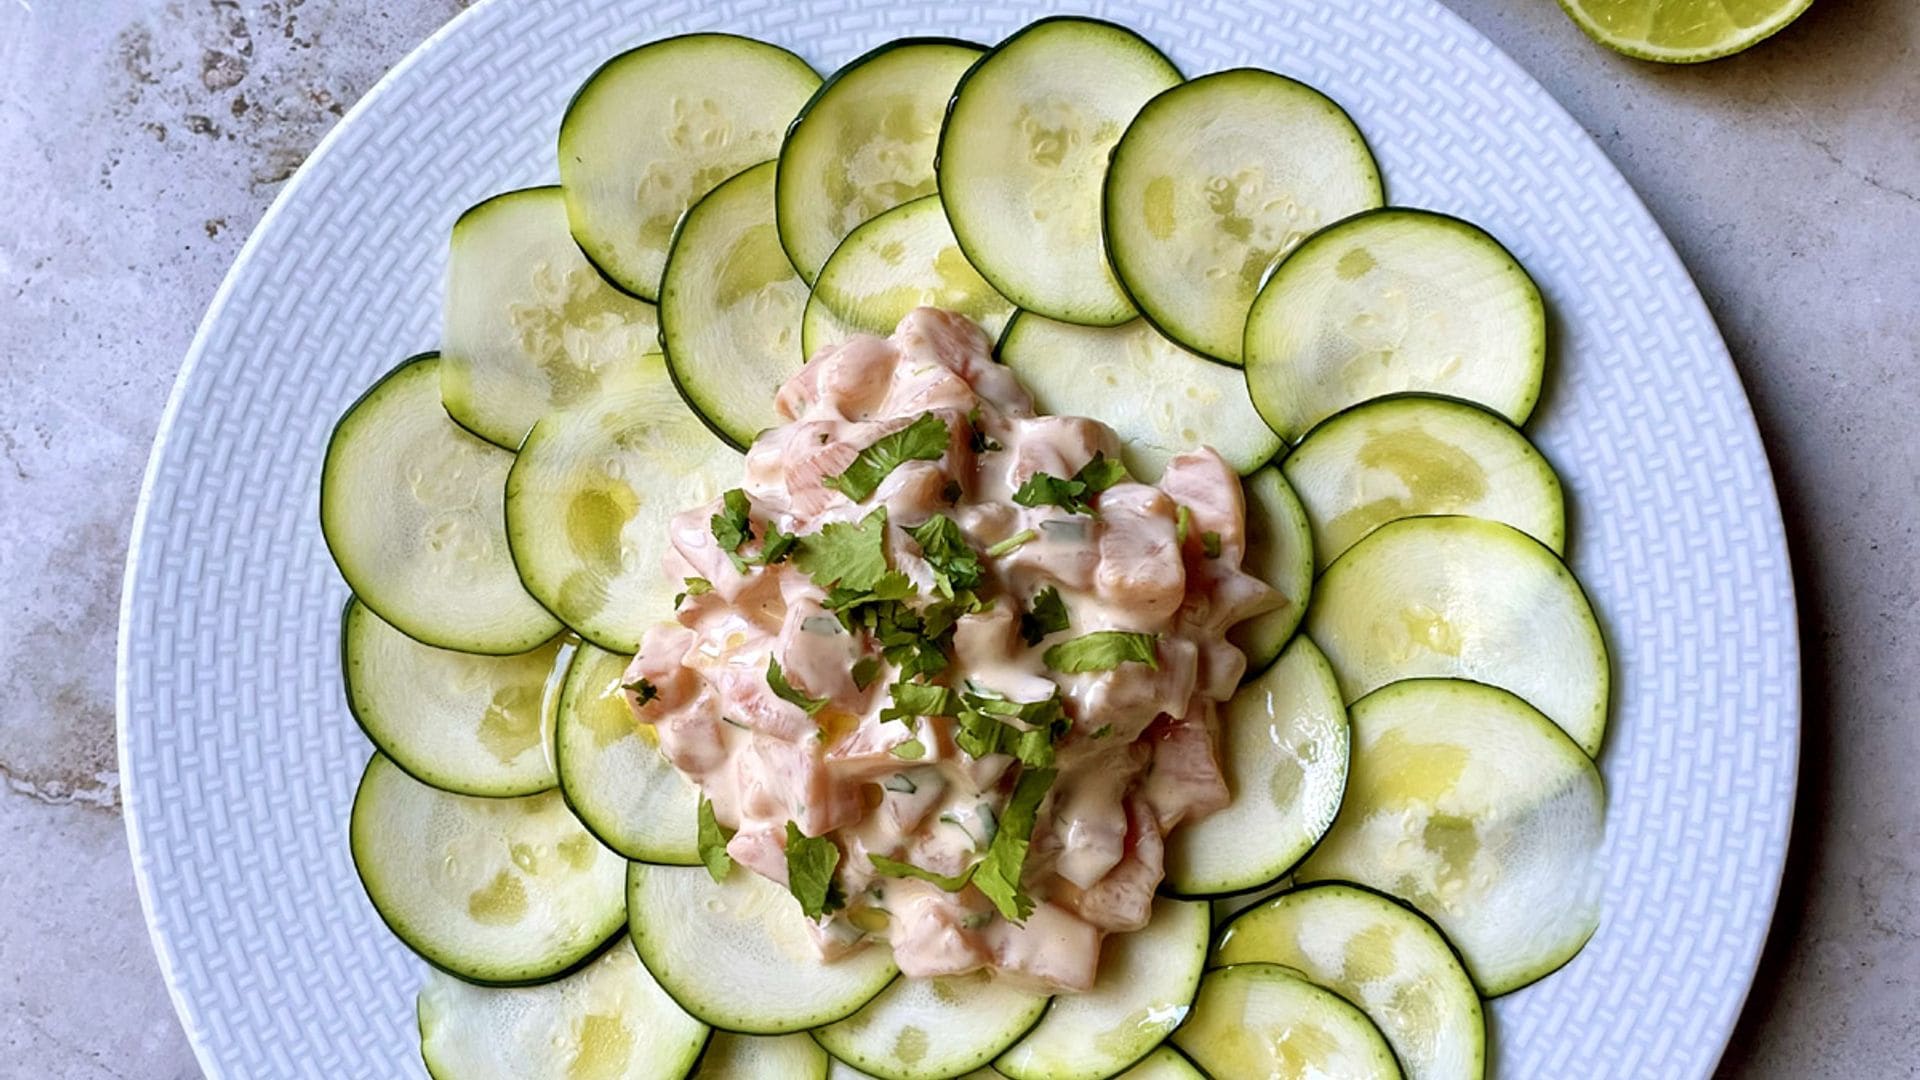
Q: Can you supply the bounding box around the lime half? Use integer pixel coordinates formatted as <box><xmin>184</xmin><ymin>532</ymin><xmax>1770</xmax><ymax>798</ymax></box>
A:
<box><xmin>1557</xmin><ymin>0</ymin><xmax>1814</xmax><ymax>63</ymax></box>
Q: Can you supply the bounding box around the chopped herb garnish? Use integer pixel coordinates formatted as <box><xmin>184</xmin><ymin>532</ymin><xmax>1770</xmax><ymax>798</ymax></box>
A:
<box><xmin>1043</xmin><ymin>631</ymin><xmax>1160</xmax><ymax>674</ymax></box>
<box><xmin>1012</xmin><ymin>453</ymin><xmax>1130</xmax><ymax>516</ymax></box>
<box><xmin>985</xmin><ymin>529</ymin><xmax>1038</xmax><ymax>557</ymax></box>
<box><xmin>1091</xmin><ymin>724</ymin><xmax>1114</xmax><ymax>739</ymax></box>
<box><xmin>784</xmin><ymin>822</ymin><xmax>845</xmax><ymax>919</ymax></box>
<box><xmin>966</xmin><ymin>407</ymin><xmax>1003</xmax><ymax>454</ymax></box>
<box><xmin>907</xmin><ymin>514</ymin><xmax>983</xmax><ymax>598</ymax></box>
<box><xmin>954</xmin><ymin>690</ymin><xmax>1069</xmax><ymax>768</ymax></box>
<box><xmin>795</xmin><ymin>506</ymin><xmax>891</xmax><ymax>592</ymax></box>
<box><xmin>767</xmin><ymin>657</ymin><xmax>828</xmax><ymax>717</ymax></box>
<box><xmin>823</xmin><ymin>413</ymin><xmax>951</xmax><ymax>502</ymax></box>
<box><xmin>1174</xmin><ymin>505</ymin><xmax>1192</xmax><ymax>545</ymax></box>
<box><xmin>869</xmin><ymin>853</ymin><xmax>974</xmax><ymax>892</ymax></box>
<box><xmin>960</xmin><ymin>909</ymin><xmax>995</xmax><ymax>931</ymax></box>
<box><xmin>621</xmin><ymin>677</ymin><xmax>659</xmax><ymax>706</ymax></box>
<box><xmin>696</xmin><ymin>798</ymin><xmax>733</xmax><ymax>883</ymax></box>
<box><xmin>890</xmin><ymin>739</ymin><xmax>927</xmax><ymax>761</ymax></box>
<box><xmin>1202</xmin><ymin>531</ymin><xmax>1222</xmax><ymax>559</ymax></box>
<box><xmin>710</xmin><ymin>488</ymin><xmax>754</xmax><ymax>555</ymax></box>
<box><xmin>972</xmin><ymin>768</ymin><xmax>1055</xmax><ymax>922</ymax></box>
<box><xmin>1018</xmin><ymin>586</ymin><xmax>1071</xmax><ymax>646</ymax></box>
<box><xmin>676</xmin><ymin>576</ymin><xmax>714</xmax><ymax>606</ymax></box>
<box><xmin>882</xmin><ymin>680</ymin><xmax>959</xmax><ymax>724</ymax></box>
<box><xmin>758</xmin><ymin>524</ymin><xmax>799</xmax><ymax>566</ymax></box>
<box><xmin>851</xmin><ymin>656</ymin><xmax>883</xmax><ymax>691</ymax></box>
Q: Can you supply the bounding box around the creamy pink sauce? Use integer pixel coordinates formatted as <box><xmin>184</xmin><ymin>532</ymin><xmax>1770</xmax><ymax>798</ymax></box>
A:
<box><xmin>625</xmin><ymin>308</ymin><xmax>1278</xmax><ymax>992</ymax></box>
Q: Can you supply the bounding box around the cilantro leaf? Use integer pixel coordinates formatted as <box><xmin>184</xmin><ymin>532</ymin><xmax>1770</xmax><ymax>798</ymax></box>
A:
<box><xmin>621</xmin><ymin>677</ymin><xmax>659</xmax><ymax>706</ymax></box>
<box><xmin>891</xmin><ymin>738</ymin><xmax>926</xmax><ymax>761</ymax></box>
<box><xmin>869</xmin><ymin>854</ymin><xmax>974</xmax><ymax>892</ymax></box>
<box><xmin>823</xmin><ymin>413</ymin><xmax>951</xmax><ymax>502</ymax></box>
<box><xmin>907</xmin><ymin>514</ymin><xmax>983</xmax><ymax>598</ymax></box>
<box><xmin>1011</xmin><ymin>453</ymin><xmax>1130</xmax><ymax>516</ymax></box>
<box><xmin>851</xmin><ymin>656</ymin><xmax>883</xmax><ymax>692</ymax></box>
<box><xmin>767</xmin><ymin>657</ymin><xmax>828</xmax><ymax>716</ymax></box>
<box><xmin>784</xmin><ymin>822</ymin><xmax>844</xmax><ymax>919</ymax></box>
<box><xmin>696</xmin><ymin>798</ymin><xmax>733</xmax><ymax>883</ymax></box>
<box><xmin>882</xmin><ymin>680</ymin><xmax>959</xmax><ymax>723</ymax></box>
<box><xmin>796</xmin><ymin>506</ymin><xmax>891</xmax><ymax>592</ymax></box>
<box><xmin>759</xmin><ymin>524</ymin><xmax>798</xmax><ymax>565</ymax></box>
<box><xmin>683</xmin><ymin>577</ymin><xmax>714</xmax><ymax>597</ymax></box>
<box><xmin>1174</xmin><ymin>505</ymin><xmax>1192</xmax><ymax>546</ymax></box>
<box><xmin>972</xmin><ymin>768</ymin><xmax>1055</xmax><ymax>922</ymax></box>
<box><xmin>710</xmin><ymin>488</ymin><xmax>754</xmax><ymax>554</ymax></box>
<box><xmin>1202</xmin><ymin>531</ymin><xmax>1222</xmax><ymax>559</ymax></box>
<box><xmin>954</xmin><ymin>690</ymin><xmax>1069</xmax><ymax>768</ymax></box>
<box><xmin>1091</xmin><ymin>723</ymin><xmax>1114</xmax><ymax>739</ymax></box>
<box><xmin>1017</xmin><ymin>586</ymin><xmax>1070</xmax><ymax>646</ymax></box>
<box><xmin>1043</xmin><ymin>631</ymin><xmax>1160</xmax><ymax>673</ymax></box>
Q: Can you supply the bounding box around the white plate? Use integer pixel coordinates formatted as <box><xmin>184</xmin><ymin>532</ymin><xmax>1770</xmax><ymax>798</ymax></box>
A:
<box><xmin>117</xmin><ymin>0</ymin><xmax>1799</xmax><ymax>1076</ymax></box>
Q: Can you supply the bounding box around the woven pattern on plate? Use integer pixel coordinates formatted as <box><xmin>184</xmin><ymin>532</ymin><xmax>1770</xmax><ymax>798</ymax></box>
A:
<box><xmin>118</xmin><ymin>0</ymin><xmax>1798</xmax><ymax>1076</ymax></box>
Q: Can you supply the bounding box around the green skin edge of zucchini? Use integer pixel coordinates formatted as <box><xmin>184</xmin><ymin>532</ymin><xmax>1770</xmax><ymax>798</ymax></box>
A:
<box><xmin>819</xmin><ymin>991</ymin><xmax>1050</xmax><ymax>1080</ymax></box>
<box><xmin>934</xmin><ymin>16</ymin><xmax>1182</xmax><ymax>327</ymax></box>
<box><xmin>559</xmin><ymin>32</ymin><xmax>818</xmax><ymax>305</ymax></box>
<box><xmin>1100</xmin><ymin>69</ymin><xmax>1385</xmax><ymax>369</ymax></box>
<box><xmin>682</xmin><ymin>1033</ymin><xmax>824</xmax><ymax>1080</ymax></box>
<box><xmin>551</xmin><ymin>649</ymin><xmax>701</xmax><ymax>867</ymax></box>
<box><xmin>775</xmin><ymin>35</ymin><xmax>987</xmax><ymax>285</ymax></box>
<box><xmin>1247</xmin><ymin>206</ymin><xmax>1548</xmax><ymax>438</ymax></box>
<box><xmin>349</xmin><ymin>763</ymin><xmax>627</xmax><ymax>989</ymax></box>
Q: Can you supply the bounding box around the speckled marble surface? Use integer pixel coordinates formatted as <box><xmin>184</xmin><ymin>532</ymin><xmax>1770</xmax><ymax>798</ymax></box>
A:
<box><xmin>0</xmin><ymin>0</ymin><xmax>1912</xmax><ymax>1076</ymax></box>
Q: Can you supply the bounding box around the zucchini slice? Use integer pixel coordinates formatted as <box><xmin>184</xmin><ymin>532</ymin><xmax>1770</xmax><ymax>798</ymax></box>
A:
<box><xmin>814</xmin><ymin>972</ymin><xmax>1049</xmax><ymax>1080</ymax></box>
<box><xmin>777</xmin><ymin>39</ymin><xmax>985</xmax><ymax>284</ymax></box>
<box><xmin>659</xmin><ymin>160</ymin><xmax>811</xmax><ymax>448</ymax></box>
<box><xmin>1214</xmin><ymin>882</ymin><xmax>1486</xmax><ymax>1080</ymax></box>
<box><xmin>995</xmin><ymin>897</ymin><xmax>1209</xmax><ymax>1080</ymax></box>
<box><xmin>827</xmin><ymin>1064</ymin><xmax>996</xmax><ymax>1080</ymax></box>
<box><xmin>559</xmin><ymin>34</ymin><xmax>821</xmax><ymax>300</ymax></box>
<box><xmin>811</xmin><ymin>195</ymin><xmax>1015</xmax><ymax>344</ymax></box>
<box><xmin>937</xmin><ymin>17</ymin><xmax>1181</xmax><ymax>325</ymax></box>
<box><xmin>1296</xmin><ymin>679</ymin><xmax>1605</xmax><ymax>996</ymax></box>
<box><xmin>320</xmin><ymin>355</ymin><xmax>561</xmax><ymax>655</ymax></box>
<box><xmin>1112</xmin><ymin>1047</ymin><xmax>1205</xmax><ymax>1079</ymax></box>
<box><xmin>504</xmin><ymin>353</ymin><xmax>741</xmax><ymax>653</ymax></box>
<box><xmin>416</xmin><ymin>937</ymin><xmax>708</xmax><ymax>1079</ymax></box>
<box><xmin>1162</xmin><ymin>637</ymin><xmax>1347</xmax><ymax>897</ymax></box>
<box><xmin>555</xmin><ymin>644</ymin><xmax>701</xmax><ymax>865</ymax></box>
<box><xmin>439</xmin><ymin>188</ymin><xmax>661</xmax><ymax>450</ymax></box>
<box><xmin>1227</xmin><ymin>466</ymin><xmax>1315</xmax><ymax>677</ymax></box>
<box><xmin>342</xmin><ymin>597</ymin><xmax>566</xmax><ymax>798</ymax></box>
<box><xmin>1307</xmin><ymin>515</ymin><xmax>1609</xmax><ymax>754</ymax></box>
<box><xmin>349</xmin><ymin>754</ymin><xmax>627</xmax><ymax>986</ymax></box>
<box><xmin>1244</xmin><ymin>208</ymin><xmax>1547</xmax><ymax>442</ymax></box>
<box><xmin>998</xmin><ymin>314</ymin><xmax>1281</xmax><ymax>480</ymax></box>
<box><xmin>1285</xmin><ymin>395</ymin><xmax>1566</xmax><ymax>569</ymax></box>
<box><xmin>801</xmin><ymin>290</ymin><xmax>861</xmax><ymax>359</ymax></box>
<box><xmin>1104</xmin><ymin>69</ymin><xmax>1383</xmax><ymax>364</ymax></box>
<box><xmin>695</xmin><ymin>1033</ymin><xmax>831</xmax><ymax>1080</ymax></box>
<box><xmin>625</xmin><ymin>863</ymin><xmax>898</xmax><ymax>1034</ymax></box>
<box><xmin>1171</xmin><ymin>963</ymin><xmax>1401</xmax><ymax>1080</ymax></box>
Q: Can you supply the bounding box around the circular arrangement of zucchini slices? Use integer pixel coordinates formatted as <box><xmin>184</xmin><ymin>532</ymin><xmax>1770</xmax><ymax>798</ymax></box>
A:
<box><xmin>559</xmin><ymin>34</ymin><xmax>821</xmax><ymax>301</ymax></box>
<box><xmin>1105</xmin><ymin>68</ymin><xmax>1384</xmax><ymax>364</ymax></box>
<box><xmin>313</xmin><ymin>14</ymin><xmax>1625</xmax><ymax>1078</ymax></box>
<box><xmin>1244</xmin><ymin>208</ymin><xmax>1548</xmax><ymax>443</ymax></box>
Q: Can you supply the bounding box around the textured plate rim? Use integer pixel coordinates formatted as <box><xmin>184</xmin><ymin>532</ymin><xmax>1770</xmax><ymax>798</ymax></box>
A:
<box><xmin>112</xmin><ymin>0</ymin><xmax>1802</xmax><ymax>1075</ymax></box>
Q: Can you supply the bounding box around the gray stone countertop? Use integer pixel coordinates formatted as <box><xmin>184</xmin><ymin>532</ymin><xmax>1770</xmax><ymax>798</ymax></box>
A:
<box><xmin>0</xmin><ymin>1</ymin><xmax>1913</xmax><ymax>1076</ymax></box>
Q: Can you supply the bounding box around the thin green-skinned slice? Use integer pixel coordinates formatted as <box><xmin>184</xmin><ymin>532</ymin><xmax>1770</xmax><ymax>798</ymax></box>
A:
<box><xmin>504</xmin><ymin>352</ymin><xmax>740</xmax><ymax>653</ymax></box>
<box><xmin>349</xmin><ymin>754</ymin><xmax>627</xmax><ymax>986</ymax></box>
<box><xmin>776</xmin><ymin>39</ymin><xmax>984</xmax><ymax>284</ymax></box>
<box><xmin>559</xmin><ymin>33</ymin><xmax>820</xmax><ymax>301</ymax></box>
<box><xmin>1307</xmin><ymin>514</ymin><xmax>1609</xmax><ymax>754</ymax></box>
<box><xmin>1228</xmin><ymin>466</ymin><xmax>1314</xmax><ymax>678</ymax></box>
<box><xmin>555</xmin><ymin>644</ymin><xmax>701</xmax><ymax>865</ymax></box>
<box><xmin>439</xmin><ymin>188</ymin><xmax>660</xmax><ymax>450</ymax></box>
<box><xmin>995</xmin><ymin>897</ymin><xmax>1209</xmax><ymax>1080</ymax></box>
<box><xmin>1162</xmin><ymin>636</ymin><xmax>1347</xmax><ymax>897</ymax></box>
<box><xmin>320</xmin><ymin>354</ymin><xmax>561</xmax><ymax>655</ymax></box>
<box><xmin>811</xmin><ymin>195</ymin><xmax>1014</xmax><ymax>344</ymax></box>
<box><xmin>1296</xmin><ymin>679</ymin><xmax>1606</xmax><ymax>996</ymax></box>
<box><xmin>813</xmin><ymin>972</ymin><xmax>1049</xmax><ymax>1080</ymax></box>
<box><xmin>626</xmin><ymin>863</ymin><xmax>898</xmax><ymax>1034</ymax></box>
<box><xmin>1171</xmin><ymin>963</ymin><xmax>1401</xmax><ymax>1079</ymax></box>
<box><xmin>1213</xmin><ymin>882</ymin><xmax>1486</xmax><ymax>1080</ymax></box>
<box><xmin>659</xmin><ymin>160</ymin><xmax>811</xmax><ymax>448</ymax></box>
<box><xmin>801</xmin><ymin>289</ymin><xmax>861</xmax><ymax>359</ymax></box>
<box><xmin>1284</xmin><ymin>394</ymin><xmax>1566</xmax><ymax>569</ymax></box>
<box><xmin>695</xmin><ymin>1033</ymin><xmax>830</xmax><ymax>1080</ymax></box>
<box><xmin>998</xmin><ymin>313</ymin><xmax>1281</xmax><ymax>481</ymax></box>
<box><xmin>1245</xmin><ymin>208</ymin><xmax>1547</xmax><ymax>442</ymax></box>
<box><xmin>937</xmin><ymin>17</ymin><xmax>1181</xmax><ymax>325</ymax></box>
<box><xmin>416</xmin><ymin>937</ymin><xmax>708</xmax><ymax>1080</ymax></box>
<box><xmin>1104</xmin><ymin>68</ymin><xmax>1383</xmax><ymax>364</ymax></box>
<box><xmin>1113</xmin><ymin>1047</ymin><xmax>1206</xmax><ymax>1079</ymax></box>
<box><xmin>342</xmin><ymin>597</ymin><xmax>567</xmax><ymax>798</ymax></box>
